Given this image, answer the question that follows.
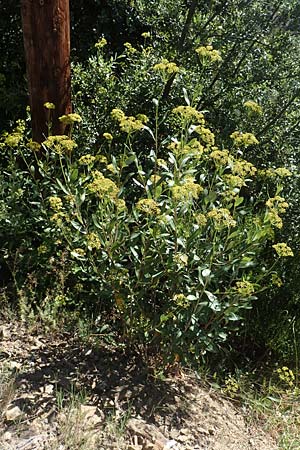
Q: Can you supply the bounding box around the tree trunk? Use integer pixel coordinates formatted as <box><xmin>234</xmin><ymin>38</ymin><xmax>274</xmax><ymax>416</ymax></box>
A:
<box><xmin>21</xmin><ymin>0</ymin><xmax>71</xmax><ymax>143</ymax></box>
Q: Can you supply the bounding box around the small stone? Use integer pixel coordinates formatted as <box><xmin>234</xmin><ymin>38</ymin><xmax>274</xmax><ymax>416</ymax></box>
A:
<box><xmin>164</xmin><ymin>440</ymin><xmax>178</xmax><ymax>449</ymax></box>
<box><xmin>44</xmin><ymin>384</ymin><xmax>54</xmax><ymax>394</ymax></box>
<box><xmin>80</xmin><ymin>404</ymin><xmax>104</xmax><ymax>426</ymax></box>
<box><xmin>2</xmin><ymin>431</ymin><xmax>12</xmax><ymax>441</ymax></box>
<box><xmin>5</xmin><ymin>405</ymin><xmax>23</xmax><ymax>421</ymax></box>
<box><xmin>8</xmin><ymin>360</ymin><xmax>21</xmax><ymax>370</ymax></box>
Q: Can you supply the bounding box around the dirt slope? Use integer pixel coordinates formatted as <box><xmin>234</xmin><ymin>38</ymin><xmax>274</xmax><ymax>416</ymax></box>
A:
<box><xmin>0</xmin><ymin>321</ymin><xmax>277</xmax><ymax>450</ymax></box>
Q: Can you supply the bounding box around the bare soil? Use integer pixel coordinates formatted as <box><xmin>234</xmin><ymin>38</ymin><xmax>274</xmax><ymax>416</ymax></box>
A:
<box><xmin>0</xmin><ymin>320</ymin><xmax>277</xmax><ymax>450</ymax></box>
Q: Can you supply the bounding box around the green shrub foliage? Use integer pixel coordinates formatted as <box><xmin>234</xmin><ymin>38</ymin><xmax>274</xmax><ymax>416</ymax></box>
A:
<box><xmin>0</xmin><ymin>99</ymin><xmax>293</xmax><ymax>364</ymax></box>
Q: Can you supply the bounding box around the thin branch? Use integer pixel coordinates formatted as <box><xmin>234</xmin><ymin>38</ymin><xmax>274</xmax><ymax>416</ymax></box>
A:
<box><xmin>257</xmin><ymin>93</ymin><xmax>299</xmax><ymax>138</ymax></box>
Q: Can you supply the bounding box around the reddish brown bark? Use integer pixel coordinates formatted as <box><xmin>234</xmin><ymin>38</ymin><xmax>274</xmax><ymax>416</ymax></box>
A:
<box><xmin>21</xmin><ymin>0</ymin><xmax>71</xmax><ymax>142</ymax></box>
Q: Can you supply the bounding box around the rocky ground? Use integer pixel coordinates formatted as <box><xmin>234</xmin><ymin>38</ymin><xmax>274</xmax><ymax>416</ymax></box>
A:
<box><xmin>0</xmin><ymin>320</ymin><xmax>277</xmax><ymax>450</ymax></box>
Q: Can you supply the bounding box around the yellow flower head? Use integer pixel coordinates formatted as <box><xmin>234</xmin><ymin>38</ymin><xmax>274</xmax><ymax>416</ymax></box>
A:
<box><xmin>111</xmin><ymin>109</ymin><xmax>145</xmax><ymax>134</ymax></box>
<box><xmin>231</xmin><ymin>159</ymin><xmax>257</xmax><ymax>178</ymax></box>
<box><xmin>234</xmin><ymin>280</ymin><xmax>255</xmax><ymax>297</ymax></box>
<box><xmin>266</xmin><ymin>196</ymin><xmax>289</xmax><ymax>214</ymax></box>
<box><xmin>37</xmin><ymin>244</ymin><xmax>48</xmax><ymax>255</ymax></box>
<box><xmin>272</xmin><ymin>243</ymin><xmax>294</xmax><ymax>257</ymax></box>
<box><xmin>44</xmin><ymin>102</ymin><xmax>55</xmax><ymax>110</ymax></box>
<box><xmin>119</xmin><ymin>116</ymin><xmax>144</xmax><ymax>133</ymax></box>
<box><xmin>87</xmin><ymin>171</ymin><xmax>119</xmax><ymax>200</ymax></box>
<box><xmin>195</xmin><ymin>45</ymin><xmax>222</xmax><ymax>63</ymax></box>
<box><xmin>59</xmin><ymin>113</ymin><xmax>82</xmax><ymax>125</ymax></box>
<box><xmin>115</xmin><ymin>198</ymin><xmax>127</xmax><ymax>211</ymax></box>
<box><xmin>171</xmin><ymin>181</ymin><xmax>203</xmax><ymax>201</ymax></box>
<box><xmin>207</xmin><ymin>208</ymin><xmax>236</xmax><ymax>228</ymax></box>
<box><xmin>230</xmin><ymin>131</ymin><xmax>259</xmax><ymax>148</ymax></box>
<box><xmin>173</xmin><ymin>294</ymin><xmax>189</xmax><ymax>308</ymax></box>
<box><xmin>172</xmin><ymin>106</ymin><xmax>204</xmax><ymax>124</ymax></box>
<box><xmin>124</xmin><ymin>42</ymin><xmax>137</xmax><ymax>54</ymax></box>
<box><xmin>274</xmin><ymin>167</ymin><xmax>292</xmax><ymax>178</ymax></box>
<box><xmin>266</xmin><ymin>210</ymin><xmax>283</xmax><ymax>229</ymax></box>
<box><xmin>210</xmin><ymin>149</ymin><xmax>230</xmax><ymax>166</ymax></box>
<box><xmin>103</xmin><ymin>132</ymin><xmax>113</xmax><ymax>141</ymax></box>
<box><xmin>95</xmin><ymin>154</ymin><xmax>108</xmax><ymax>164</ymax></box>
<box><xmin>223</xmin><ymin>174</ymin><xmax>245</xmax><ymax>188</ymax></box>
<box><xmin>49</xmin><ymin>196</ymin><xmax>63</xmax><ymax>211</ymax></box>
<box><xmin>157</xmin><ymin>158</ymin><xmax>167</xmax><ymax>168</ymax></box>
<box><xmin>173</xmin><ymin>253</ymin><xmax>188</xmax><ymax>267</ymax></box>
<box><xmin>111</xmin><ymin>108</ymin><xmax>126</xmax><ymax>121</ymax></box>
<box><xmin>230</xmin><ymin>131</ymin><xmax>259</xmax><ymax>147</ymax></box>
<box><xmin>271</xmin><ymin>273</ymin><xmax>283</xmax><ymax>287</ymax></box>
<box><xmin>136</xmin><ymin>198</ymin><xmax>161</xmax><ymax>215</ymax></box>
<box><xmin>79</xmin><ymin>154</ymin><xmax>96</xmax><ymax>166</ymax></box>
<box><xmin>244</xmin><ymin>100</ymin><xmax>263</xmax><ymax>115</ymax></box>
<box><xmin>43</xmin><ymin>135</ymin><xmax>77</xmax><ymax>155</ymax></box>
<box><xmin>153</xmin><ymin>59</ymin><xmax>180</xmax><ymax>74</ymax></box>
<box><xmin>86</xmin><ymin>232</ymin><xmax>101</xmax><ymax>250</ymax></box>
<box><xmin>95</xmin><ymin>37</ymin><xmax>107</xmax><ymax>49</ymax></box>
<box><xmin>27</xmin><ymin>140</ymin><xmax>41</xmax><ymax>152</ymax></box>
<box><xmin>195</xmin><ymin>213</ymin><xmax>207</xmax><ymax>227</ymax></box>
<box><xmin>194</xmin><ymin>126</ymin><xmax>215</xmax><ymax>146</ymax></box>
<box><xmin>136</xmin><ymin>114</ymin><xmax>149</xmax><ymax>124</ymax></box>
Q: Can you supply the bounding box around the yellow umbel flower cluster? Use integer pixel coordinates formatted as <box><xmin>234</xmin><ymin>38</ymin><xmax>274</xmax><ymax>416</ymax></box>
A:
<box><xmin>153</xmin><ymin>59</ymin><xmax>180</xmax><ymax>74</ymax></box>
<box><xmin>171</xmin><ymin>179</ymin><xmax>203</xmax><ymax>201</ymax></box>
<box><xmin>103</xmin><ymin>132</ymin><xmax>113</xmax><ymax>141</ymax></box>
<box><xmin>265</xmin><ymin>195</ymin><xmax>288</xmax><ymax>230</ymax></box>
<box><xmin>50</xmin><ymin>212</ymin><xmax>68</xmax><ymax>227</ymax></box>
<box><xmin>59</xmin><ymin>113</ymin><xmax>82</xmax><ymax>125</ymax></box>
<box><xmin>231</xmin><ymin>159</ymin><xmax>257</xmax><ymax>177</ymax></box>
<box><xmin>27</xmin><ymin>140</ymin><xmax>41</xmax><ymax>152</ymax></box>
<box><xmin>266</xmin><ymin>196</ymin><xmax>289</xmax><ymax>214</ymax></box>
<box><xmin>230</xmin><ymin>131</ymin><xmax>259</xmax><ymax>147</ymax></box>
<box><xmin>79</xmin><ymin>154</ymin><xmax>96</xmax><ymax>165</ymax></box>
<box><xmin>271</xmin><ymin>273</ymin><xmax>283</xmax><ymax>287</ymax></box>
<box><xmin>124</xmin><ymin>42</ymin><xmax>137</xmax><ymax>54</ymax></box>
<box><xmin>87</xmin><ymin>170</ymin><xmax>119</xmax><ymax>200</ymax></box>
<box><xmin>258</xmin><ymin>167</ymin><xmax>292</xmax><ymax>179</ymax></box>
<box><xmin>195</xmin><ymin>126</ymin><xmax>215</xmax><ymax>146</ymax></box>
<box><xmin>44</xmin><ymin>102</ymin><xmax>55</xmax><ymax>110</ymax></box>
<box><xmin>95</xmin><ymin>37</ymin><xmax>107</xmax><ymax>49</ymax></box>
<box><xmin>223</xmin><ymin>174</ymin><xmax>245</xmax><ymax>188</ymax></box>
<box><xmin>244</xmin><ymin>100</ymin><xmax>263</xmax><ymax>115</ymax></box>
<box><xmin>207</xmin><ymin>208</ymin><xmax>236</xmax><ymax>228</ymax></box>
<box><xmin>172</xmin><ymin>106</ymin><xmax>205</xmax><ymax>124</ymax></box>
<box><xmin>173</xmin><ymin>253</ymin><xmax>188</xmax><ymax>266</ymax></box>
<box><xmin>136</xmin><ymin>198</ymin><xmax>161</xmax><ymax>215</ymax></box>
<box><xmin>4</xmin><ymin>120</ymin><xmax>25</xmax><ymax>147</ymax></box>
<box><xmin>234</xmin><ymin>280</ymin><xmax>255</xmax><ymax>297</ymax></box>
<box><xmin>274</xmin><ymin>167</ymin><xmax>292</xmax><ymax>178</ymax></box>
<box><xmin>111</xmin><ymin>108</ymin><xmax>147</xmax><ymax>134</ymax></box>
<box><xmin>37</xmin><ymin>244</ymin><xmax>48</xmax><ymax>255</ymax></box>
<box><xmin>210</xmin><ymin>149</ymin><xmax>230</xmax><ymax>166</ymax></box>
<box><xmin>272</xmin><ymin>243</ymin><xmax>294</xmax><ymax>257</ymax></box>
<box><xmin>195</xmin><ymin>45</ymin><xmax>222</xmax><ymax>63</ymax></box>
<box><xmin>86</xmin><ymin>232</ymin><xmax>101</xmax><ymax>250</ymax></box>
<box><xmin>173</xmin><ymin>294</ymin><xmax>189</xmax><ymax>309</ymax></box>
<box><xmin>195</xmin><ymin>213</ymin><xmax>207</xmax><ymax>227</ymax></box>
<box><xmin>43</xmin><ymin>135</ymin><xmax>77</xmax><ymax>155</ymax></box>
<box><xmin>95</xmin><ymin>154</ymin><xmax>108</xmax><ymax>164</ymax></box>
<box><xmin>48</xmin><ymin>196</ymin><xmax>63</xmax><ymax>211</ymax></box>
<box><xmin>277</xmin><ymin>367</ymin><xmax>295</xmax><ymax>387</ymax></box>
<box><xmin>168</xmin><ymin>140</ymin><xmax>204</xmax><ymax>158</ymax></box>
